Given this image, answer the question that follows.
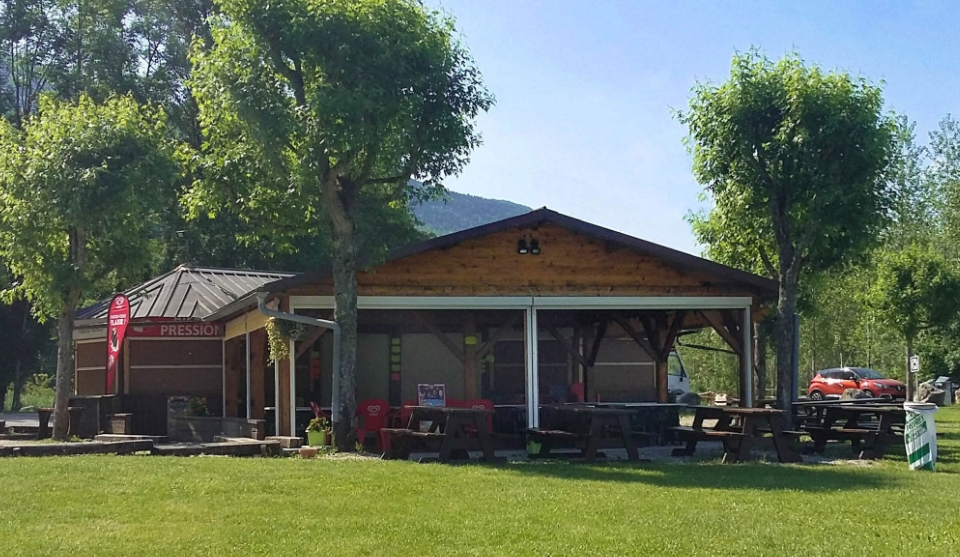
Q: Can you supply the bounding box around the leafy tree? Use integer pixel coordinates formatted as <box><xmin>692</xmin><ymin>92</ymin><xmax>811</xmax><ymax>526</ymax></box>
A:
<box><xmin>869</xmin><ymin>245</ymin><xmax>960</xmax><ymax>399</ymax></box>
<box><xmin>680</xmin><ymin>52</ymin><xmax>896</xmax><ymax>414</ymax></box>
<box><xmin>187</xmin><ymin>0</ymin><xmax>493</xmax><ymax>448</ymax></box>
<box><xmin>0</xmin><ymin>94</ymin><xmax>178</xmax><ymax>439</ymax></box>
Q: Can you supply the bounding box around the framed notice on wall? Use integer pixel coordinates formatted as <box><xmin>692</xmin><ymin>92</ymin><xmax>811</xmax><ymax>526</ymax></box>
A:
<box><xmin>417</xmin><ymin>384</ymin><xmax>446</xmax><ymax>407</ymax></box>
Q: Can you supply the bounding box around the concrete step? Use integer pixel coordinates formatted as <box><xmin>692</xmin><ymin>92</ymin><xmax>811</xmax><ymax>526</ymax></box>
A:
<box><xmin>265</xmin><ymin>436</ymin><xmax>303</xmax><ymax>449</ymax></box>
<box><xmin>0</xmin><ymin>440</ymin><xmax>154</xmax><ymax>457</ymax></box>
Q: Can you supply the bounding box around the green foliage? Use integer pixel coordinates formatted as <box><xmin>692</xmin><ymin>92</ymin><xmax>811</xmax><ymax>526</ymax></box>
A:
<box><xmin>869</xmin><ymin>245</ymin><xmax>960</xmax><ymax>345</ymax></box>
<box><xmin>305</xmin><ymin>415</ymin><xmax>329</xmax><ymax>433</ymax></box>
<box><xmin>186</xmin><ymin>0</ymin><xmax>494</xmax><ymax>247</ymax></box>
<box><xmin>3</xmin><ymin>373</ymin><xmax>54</xmax><ymax>411</ymax></box>
<box><xmin>0</xmin><ymin>94</ymin><xmax>179</xmax><ymax>317</ymax></box>
<box><xmin>682</xmin><ymin>51</ymin><xmax>896</xmax><ymax>280</ymax></box>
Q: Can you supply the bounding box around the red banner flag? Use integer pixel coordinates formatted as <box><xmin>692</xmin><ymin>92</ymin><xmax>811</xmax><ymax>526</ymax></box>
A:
<box><xmin>105</xmin><ymin>294</ymin><xmax>130</xmax><ymax>394</ymax></box>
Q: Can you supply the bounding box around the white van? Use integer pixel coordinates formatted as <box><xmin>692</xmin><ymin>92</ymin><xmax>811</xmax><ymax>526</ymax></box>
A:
<box><xmin>667</xmin><ymin>350</ymin><xmax>691</xmax><ymax>395</ymax></box>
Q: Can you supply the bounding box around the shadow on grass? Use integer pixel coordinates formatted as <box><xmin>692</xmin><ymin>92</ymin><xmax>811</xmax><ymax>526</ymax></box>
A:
<box><xmin>486</xmin><ymin>459</ymin><xmax>898</xmax><ymax>492</ymax></box>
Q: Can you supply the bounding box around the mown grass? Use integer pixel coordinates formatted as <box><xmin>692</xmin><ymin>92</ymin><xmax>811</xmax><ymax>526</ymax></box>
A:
<box><xmin>2</xmin><ymin>409</ymin><xmax>960</xmax><ymax>556</ymax></box>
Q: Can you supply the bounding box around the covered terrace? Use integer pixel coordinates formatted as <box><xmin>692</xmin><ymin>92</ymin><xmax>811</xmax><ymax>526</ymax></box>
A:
<box><xmin>210</xmin><ymin>209</ymin><xmax>777</xmax><ymax>438</ymax></box>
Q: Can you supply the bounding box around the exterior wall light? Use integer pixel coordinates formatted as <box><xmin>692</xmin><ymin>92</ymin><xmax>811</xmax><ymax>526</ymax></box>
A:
<box><xmin>517</xmin><ymin>238</ymin><xmax>529</xmax><ymax>254</ymax></box>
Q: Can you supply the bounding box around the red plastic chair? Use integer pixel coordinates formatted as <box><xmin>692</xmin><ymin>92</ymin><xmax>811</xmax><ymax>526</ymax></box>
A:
<box><xmin>569</xmin><ymin>383</ymin><xmax>585</xmax><ymax>403</ymax></box>
<box><xmin>356</xmin><ymin>398</ymin><xmax>390</xmax><ymax>450</ymax></box>
<box><xmin>381</xmin><ymin>400</ymin><xmax>417</xmax><ymax>452</ymax></box>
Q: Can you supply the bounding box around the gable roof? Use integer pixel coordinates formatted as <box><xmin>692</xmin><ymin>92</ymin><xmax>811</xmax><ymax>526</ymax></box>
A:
<box><xmin>263</xmin><ymin>207</ymin><xmax>778</xmax><ymax>294</ymax></box>
<box><xmin>76</xmin><ymin>265</ymin><xmax>295</xmax><ymax>322</ymax></box>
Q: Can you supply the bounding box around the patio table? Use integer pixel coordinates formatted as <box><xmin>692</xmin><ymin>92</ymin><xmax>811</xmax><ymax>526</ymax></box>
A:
<box><xmin>671</xmin><ymin>406</ymin><xmax>802</xmax><ymax>463</ymax></box>
<box><xmin>799</xmin><ymin>402</ymin><xmax>905</xmax><ymax>459</ymax></box>
<box><xmin>381</xmin><ymin>405</ymin><xmax>496</xmax><ymax>463</ymax></box>
<box><xmin>532</xmin><ymin>405</ymin><xmax>640</xmax><ymax>462</ymax></box>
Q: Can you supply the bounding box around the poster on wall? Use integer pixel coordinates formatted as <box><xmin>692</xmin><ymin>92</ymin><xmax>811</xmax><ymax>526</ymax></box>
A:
<box><xmin>417</xmin><ymin>384</ymin><xmax>446</xmax><ymax>407</ymax></box>
<box><xmin>105</xmin><ymin>294</ymin><xmax>130</xmax><ymax>393</ymax></box>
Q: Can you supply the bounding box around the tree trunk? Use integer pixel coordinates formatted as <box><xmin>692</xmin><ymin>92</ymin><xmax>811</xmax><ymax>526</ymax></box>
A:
<box><xmin>11</xmin><ymin>357</ymin><xmax>24</xmax><ymax>412</ymax></box>
<box><xmin>324</xmin><ymin>186</ymin><xmax>359</xmax><ymax>451</ymax></box>
<box><xmin>775</xmin><ymin>278</ymin><xmax>798</xmax><ymax>427</ymax></box>
<box><xmin>52</xmin><ymin>289</ymin><xmax>80</xmax><ymax>440</ymax></box>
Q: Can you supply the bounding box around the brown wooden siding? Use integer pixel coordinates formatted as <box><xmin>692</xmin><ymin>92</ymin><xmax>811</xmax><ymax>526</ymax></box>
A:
<box><xmin>289</xmin><ymin>224</ymin><xmax>761</xmax><ymax>298</ymax></box>
<box><xmin>76</xmin><ymin>342</ymin><xmax>106</xmax><ymax>368</ymax></box>
<box><xmin>76</xmin><ymin>369</ymin><xmax>106</xmax><ymax>395</ymax></box>
<box><xmin>128</xmin><ymin>367</ymin><xmax>221</xmax><ymax>396</ymax></box>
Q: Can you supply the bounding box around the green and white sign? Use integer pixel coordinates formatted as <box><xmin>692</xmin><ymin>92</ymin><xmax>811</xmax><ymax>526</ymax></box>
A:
<box><xmin>904</xmin><ymin>402</ymin><xmax>938</xmax><ymax>471</ymax></box>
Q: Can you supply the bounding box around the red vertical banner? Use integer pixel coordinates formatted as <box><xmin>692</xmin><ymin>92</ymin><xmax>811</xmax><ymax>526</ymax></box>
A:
<box><xmin>105</xmin><ymin>294</ymin><xmax>130</xmax><ymax>394</ymax></box>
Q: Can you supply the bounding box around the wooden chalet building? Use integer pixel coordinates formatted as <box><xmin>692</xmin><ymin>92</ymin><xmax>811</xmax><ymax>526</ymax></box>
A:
<box><xmin>75</xmin><ymin>209</ymin><xmax>776</xmax><ymax>438</ymax></box>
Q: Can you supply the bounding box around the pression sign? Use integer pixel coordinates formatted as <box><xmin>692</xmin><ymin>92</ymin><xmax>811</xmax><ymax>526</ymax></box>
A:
<box><xmin>127</xmin><ymin>323</ymin><xmax>223</xmax><ymax>337</ymax></box>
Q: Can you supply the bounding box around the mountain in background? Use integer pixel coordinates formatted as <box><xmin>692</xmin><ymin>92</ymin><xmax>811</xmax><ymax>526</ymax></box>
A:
<box><xmin>412</xmin><ymin>191</ymin><xmax>532</xmax><ymax>236</ymax></box>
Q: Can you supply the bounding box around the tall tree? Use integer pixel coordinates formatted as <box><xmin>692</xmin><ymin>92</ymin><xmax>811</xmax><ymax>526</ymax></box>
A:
<box><xmin>680</xmin><ymin>52</ymin><xmax>896</xmax><ymax>416</ymax></box>
<box><xmin>869</xmin><ymin>245</ymin><xmax>960</xmax><ymax>399</ymax></box>
<box><xmin>0</xmin><ymin>94</ymin><xmax>178</xmax><ymax>439</ymax></box>
<box><xmin>187</xmin><ymin>0</ymin><xmax>493</xmax><ymax>448</ymax></box>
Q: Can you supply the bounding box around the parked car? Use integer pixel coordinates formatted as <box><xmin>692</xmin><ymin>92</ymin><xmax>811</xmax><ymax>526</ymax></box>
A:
<box><xmin>807</xmin><ymin>367</ymin><xmax>906</xmax><ymax>400</ymax></box>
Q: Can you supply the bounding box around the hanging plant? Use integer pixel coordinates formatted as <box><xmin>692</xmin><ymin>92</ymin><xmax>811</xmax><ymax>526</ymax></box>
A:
<box><xmin>265</xmin><ymin>317</ymin><xmax>309</xmax><ymax>362</ymax></box>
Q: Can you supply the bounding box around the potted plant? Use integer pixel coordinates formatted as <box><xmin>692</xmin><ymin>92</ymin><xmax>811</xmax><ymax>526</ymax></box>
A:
<box><xmin>306</xmin><ymin>416</ymin><xmax>330</xmax><ymax>447</ymax></box>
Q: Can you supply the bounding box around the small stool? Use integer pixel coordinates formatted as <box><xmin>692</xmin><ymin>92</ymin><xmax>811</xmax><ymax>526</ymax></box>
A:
<box><xmin>67</xmin><ymin>406</ymin><xmax>84</xmax><ymax>438</ymax></box>
<box><xmin>37</xmin><ymin>408</ymin><xmax>53</xmax><ymax>439</ymax></box>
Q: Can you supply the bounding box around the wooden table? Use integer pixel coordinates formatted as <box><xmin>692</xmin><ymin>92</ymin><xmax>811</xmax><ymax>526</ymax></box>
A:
<box><xmin>793</xmin><ymin>398</ymin><xmax>896</xmax><ymax>425</ymax></box>
<box><xmin>531</xmin><ymin>405</ymin><xmax>640</xmax><ymax>462</ymax></box>
<box><xmin>381</xmin><ymin>406</ymin><xmax>496</xmax><ymax>463</ymax></box>
<box><xmin>671</xmin><ymin>406</ymin><xmax>802</xmax><ymax>463</ymax></box>
<box><xmin>799</xmin><ymin>403</ymin><xmax>905</xmax><ymax>459</ymax></box>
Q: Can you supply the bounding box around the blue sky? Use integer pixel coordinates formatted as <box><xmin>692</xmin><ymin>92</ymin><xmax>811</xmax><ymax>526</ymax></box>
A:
<box><xmin>427</xmin><ymin>0</ymin><xmax>960</xmax><ymax>254</ymax></box>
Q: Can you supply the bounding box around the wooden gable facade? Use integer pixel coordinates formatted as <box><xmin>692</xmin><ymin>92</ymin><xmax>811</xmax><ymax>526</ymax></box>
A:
<box><xmin>272</xmin><ymin>208</ymin><xmax>775</xmax><ymax>302</ymax></box>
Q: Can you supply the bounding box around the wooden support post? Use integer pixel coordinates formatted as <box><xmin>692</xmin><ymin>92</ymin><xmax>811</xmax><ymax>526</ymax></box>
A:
<box><xmin>224</xmin><ymin>338</ymin><xmax>240</xmax><ymax>417</ymax></box>
<box><xmin>278</xmin><ymin>354</ymin><xmax>291</xmax><ymax>436</ymax></box>
<box><xmin>249</xmin><ymin>328</ymin><xmax>267</xmax><ymax>420</ymax></box>
<box><xmin>463</xmin><ymin>313</ymin><xmax>479</xmax><ymax>400</ymax></box>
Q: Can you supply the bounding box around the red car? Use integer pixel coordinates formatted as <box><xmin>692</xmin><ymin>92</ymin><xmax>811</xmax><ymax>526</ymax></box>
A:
<box><xmin>807</xmin><ymin>367</ymin><xmax>907</xmax><ymax>400</ymax></box>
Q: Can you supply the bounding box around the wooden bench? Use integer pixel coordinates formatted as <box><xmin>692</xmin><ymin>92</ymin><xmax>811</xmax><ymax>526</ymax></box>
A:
<box><xmin>526</xmin><ymin>428</ymin><xmax>589</xmax><ymax>458</ymax></box>
<box><xmin>802</xmin><ymin>425</ymin><xmax>899</xmax><ymax>457</ymax></box>
<box><xmin>380</xmin><ymin>428</ymin><xmax>446</xmax><ymax>460</ymax></box>
<box><xmin>669</xmin><ymin>426</ymin><xmax>746</xmax><ymax>457</ymax></box>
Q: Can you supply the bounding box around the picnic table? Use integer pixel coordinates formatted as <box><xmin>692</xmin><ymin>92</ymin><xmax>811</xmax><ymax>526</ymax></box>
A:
<box><xmin>671</xmin><ymin>406</ymin><xmax>802</xmax><ymax>463</ymax></box>
<box><xmin>528</xmin><ymin>405</ymin><xmax>640</xmax><ymax>462</ymax></box>
<box><xmin>797</xmin><ymin>402</ymin><xmax>905</xmax><ymax>459</ymax></box>
<box><xmin>381</xmin><ymin>405</ymin><xmax>496</xmax><ymax>463</ymax></box>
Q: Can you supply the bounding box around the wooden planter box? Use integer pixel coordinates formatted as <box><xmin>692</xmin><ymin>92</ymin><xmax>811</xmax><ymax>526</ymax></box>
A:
<box><xmin>108</xmin><ymin>414</ymin><xmax>133</xmax><ymax>435</ymax></box>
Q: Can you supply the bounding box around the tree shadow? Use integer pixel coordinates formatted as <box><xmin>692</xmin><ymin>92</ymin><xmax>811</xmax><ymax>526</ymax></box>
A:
<box><xmin>484</xmin><ymin>458</ymin><xmax>898</xmax><ymax>492</ymax></box>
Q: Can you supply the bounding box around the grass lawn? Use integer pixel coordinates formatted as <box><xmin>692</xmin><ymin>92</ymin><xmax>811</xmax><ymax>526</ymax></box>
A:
<box><xmin>2</xmin><ymin>409</ymin><xmax>960</xmax><ymax>556</ymax></box>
